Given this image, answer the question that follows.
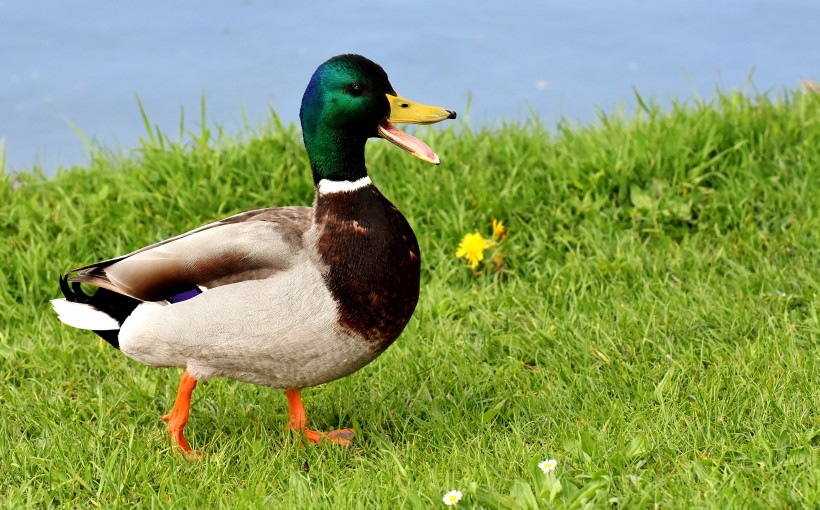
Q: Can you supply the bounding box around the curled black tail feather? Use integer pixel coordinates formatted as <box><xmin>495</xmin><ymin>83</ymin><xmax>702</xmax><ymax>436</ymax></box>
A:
<box><xmin>59</xmin><ymin>275</ymin><xmax>141</xmax><ymax>350</ymax></box>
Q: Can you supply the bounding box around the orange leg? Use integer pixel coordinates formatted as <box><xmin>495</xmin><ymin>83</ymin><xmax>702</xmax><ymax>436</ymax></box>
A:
<box><xmin>286</xmin><ymin>389</ymin><xmax>354</xmax><ymax>446</ymax></box>
<box><xmin>162</xmin><ymin>370</ymin><xmax>198</xmax><ymax>454</ymax></box>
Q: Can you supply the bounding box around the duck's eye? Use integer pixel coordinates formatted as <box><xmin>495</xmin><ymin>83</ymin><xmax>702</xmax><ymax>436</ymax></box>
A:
<box><xmin>348</xmin><ymin>83</ymin><xmax>365</xmax><ymax>97</ymax></box>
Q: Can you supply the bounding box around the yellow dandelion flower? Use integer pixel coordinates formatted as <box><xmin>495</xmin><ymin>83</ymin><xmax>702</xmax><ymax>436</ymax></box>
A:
<box><xmin>456</xmin><ymin>232</ymin><xmax>490</xmax><ymax>269</ymax></box>
<box><xmin>492</xmin><ymin>218</ymin><xmax>506</xmax><ymax>240</ymax></box>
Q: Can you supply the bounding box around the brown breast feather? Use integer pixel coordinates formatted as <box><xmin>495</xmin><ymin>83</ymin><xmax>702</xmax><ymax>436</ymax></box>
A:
<box><xmin>314</xmin><ymin>186</ymin><xmax>421</xmax><ymax>350</ymax></box>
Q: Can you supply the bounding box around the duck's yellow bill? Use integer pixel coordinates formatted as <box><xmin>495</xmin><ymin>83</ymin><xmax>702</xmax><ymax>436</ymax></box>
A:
<box><xmin>378</xmin><ymin>93</ymin><xmax>456</xmax><ymax>165</ymax></box>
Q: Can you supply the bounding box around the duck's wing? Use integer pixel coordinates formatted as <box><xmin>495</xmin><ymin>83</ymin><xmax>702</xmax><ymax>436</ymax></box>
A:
<box><xmin>68</xmin><ymin>206</ymin><xmax>313</xmax><ymax>302</ymax></box>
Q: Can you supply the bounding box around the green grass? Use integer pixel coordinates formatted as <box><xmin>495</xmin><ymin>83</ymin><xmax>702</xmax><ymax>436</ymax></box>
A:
<box><xmin>1</xmin><ymin>88</ymin><xmax>819</xmax><ymax>508</ymax></box>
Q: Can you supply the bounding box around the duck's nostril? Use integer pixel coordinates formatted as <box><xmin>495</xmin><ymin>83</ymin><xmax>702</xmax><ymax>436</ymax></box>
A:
<box><xmin>401</xmin><ymin>103</ymin><xmax>409</xmax><ymax>108</ymax></box>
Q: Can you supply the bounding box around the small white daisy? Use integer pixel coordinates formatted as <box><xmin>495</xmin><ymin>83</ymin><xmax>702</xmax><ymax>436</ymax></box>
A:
<box><xmin>539</xmin><ymin>458</ymin><xmax>558</xmax><ymax>473</ymax></box>
<box><xmin>442</xmin><ymin>490</ymin><xmax>462</xmax><ymax>506</ymax></box>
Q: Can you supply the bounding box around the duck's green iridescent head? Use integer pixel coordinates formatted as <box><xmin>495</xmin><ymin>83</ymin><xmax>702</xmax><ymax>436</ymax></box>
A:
<box><xmin>300</xmin><ymin>54</ymin><xmax>456</xmax><ymax>183</ymax></box>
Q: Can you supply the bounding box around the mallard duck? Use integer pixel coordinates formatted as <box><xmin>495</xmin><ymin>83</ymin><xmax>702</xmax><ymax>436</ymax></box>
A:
<box><xmin>52</xmin><ymin>54</ymin><xmax>456</xmax><ymax>453</ymax></box>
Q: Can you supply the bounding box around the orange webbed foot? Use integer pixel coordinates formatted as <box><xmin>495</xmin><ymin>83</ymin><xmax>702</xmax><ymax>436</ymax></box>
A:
<box><xmin>286</xmin><ymin>389</ymin><xmax>354</xmax><ymax>447</ymax></box>
<box><xmin>162</xmin><ymin>411</ymin><xmax>201</xmax><ymax>456</ymax></box>
<box><xmin>297</xmin><ymin>427</ymin><xmax>355</xmax><ymax>447</ymax></box>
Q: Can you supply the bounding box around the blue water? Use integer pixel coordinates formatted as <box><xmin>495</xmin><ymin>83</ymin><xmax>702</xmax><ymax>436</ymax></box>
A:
<box><xmin>1</xmin><ymin>0</ymin><xmax>818</xmax><ymax>175</ymax></box>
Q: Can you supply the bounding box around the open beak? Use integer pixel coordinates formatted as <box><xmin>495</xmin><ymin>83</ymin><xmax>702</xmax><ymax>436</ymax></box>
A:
<box><xmin>378</xmin><ymin>93</ymin><xmax>456</xmax><ymax>165</ymax></box>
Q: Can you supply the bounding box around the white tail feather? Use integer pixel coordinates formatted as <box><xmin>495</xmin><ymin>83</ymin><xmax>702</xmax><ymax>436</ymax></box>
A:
<box><xmin>51</xmin><ymin>299</ymin><xmax>120</xmax><ymax>330</ymax></box>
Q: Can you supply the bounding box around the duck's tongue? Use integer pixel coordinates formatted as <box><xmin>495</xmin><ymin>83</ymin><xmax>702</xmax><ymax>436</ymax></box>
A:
<box><xmin>378</xmin><ymin>119</ymin><xmax>440</xmax><ymax>165</ymax></box>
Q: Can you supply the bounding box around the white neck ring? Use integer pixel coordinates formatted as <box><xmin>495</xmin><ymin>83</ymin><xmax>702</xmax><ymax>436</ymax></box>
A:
<box><xmin>318</xmin><ymin>176</ymin><xmax>372</xmax><ymax>194</ymax></box>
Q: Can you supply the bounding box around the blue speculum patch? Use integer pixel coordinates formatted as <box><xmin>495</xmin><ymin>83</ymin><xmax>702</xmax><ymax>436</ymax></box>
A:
<box><xmin>167</xmin><ymin>289</ymin><xmax>202</xmax><ymax>303</ymax></box>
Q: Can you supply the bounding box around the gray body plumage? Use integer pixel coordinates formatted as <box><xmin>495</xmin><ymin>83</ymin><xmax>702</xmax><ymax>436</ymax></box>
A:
<box><xmin>119</xmin><ymin>264</ymin><xmax>375</xmax><ymax>388</ymax></box>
